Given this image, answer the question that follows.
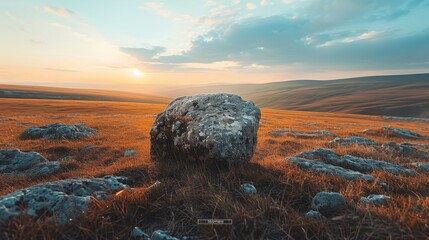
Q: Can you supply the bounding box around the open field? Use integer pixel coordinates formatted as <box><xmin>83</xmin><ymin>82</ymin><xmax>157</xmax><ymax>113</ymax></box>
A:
<box><xmin>0</xmin><ymin>98</ymin><xmax>429</xmax><ymax>239</ymax></box>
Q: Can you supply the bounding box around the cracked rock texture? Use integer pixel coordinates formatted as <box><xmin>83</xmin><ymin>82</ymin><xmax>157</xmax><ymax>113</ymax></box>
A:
<box><xmin>311</xmin><ymin>192</ymin><xmax>346</xmax><ymax>217</ymax></box>
<box><xmin>0</xmin><ymin>176</ymin><xmax>128</xmax><ymax>224</ymax></box>
<box><xmin>21</xmin><ymin>123</ymin><xmax>96</xmax><ymax>140</ymax></box>
<box><xmin>150</xmin><ymin>94</ymin><xmax>261</xmax><ymax>164</ymax></box>
<box><xmin>297</xmin><ymin>148</ymin><xmax>417</xmax><ymax>175</ymax></box>
<box><xmin>0</xmin><ymin>149</ymin><xmax>61</xmax><ymax>176</ymax></box>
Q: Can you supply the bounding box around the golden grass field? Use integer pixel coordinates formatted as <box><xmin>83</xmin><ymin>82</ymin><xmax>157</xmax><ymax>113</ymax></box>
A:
<box><xmin>1</xmin><ymin>98</ymin><xmax>429</xmax><ymax>239</ymax></box>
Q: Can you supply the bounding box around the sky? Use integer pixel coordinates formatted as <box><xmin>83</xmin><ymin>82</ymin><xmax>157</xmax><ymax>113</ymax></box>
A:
<box><xmin>0</xmin><ymin>0</ymin><xmax>428</xmax><ymax>91</ymax></box>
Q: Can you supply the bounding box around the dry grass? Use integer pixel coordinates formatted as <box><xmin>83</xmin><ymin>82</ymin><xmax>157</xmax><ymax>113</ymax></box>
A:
<box><xmin>0</xmin><ymin>98</ymin><xmax>429</xmax><ymax>239</ymax></box>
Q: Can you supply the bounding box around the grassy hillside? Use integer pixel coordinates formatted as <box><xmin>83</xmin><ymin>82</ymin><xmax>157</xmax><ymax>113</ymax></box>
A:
<box><xmin>0</xmin><ymin>98</ymin><xmax>428</xmax><ymax>239</ymax></box>
<box><xmin>164</xmin><ymin>73</ymin><xmax>429</xmax><ymax>118</ymax></box>
<box><xmin>0</xmin><ymin>84</ymin><xmax>170</xmax><ymax>105</ymax></box>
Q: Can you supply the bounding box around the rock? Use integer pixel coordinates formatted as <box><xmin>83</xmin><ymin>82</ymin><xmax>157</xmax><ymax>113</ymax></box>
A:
<box><xmin>305</xmin><ymin>122</ymin><xmax>319</xmax><ymax>126</ymax></box>
<box><xmin>410</xmin><ymin>163</ymin><xmax>429</xmax><ymax>172</ymax></box>
<box><xmin>240</xmin><ymin>183</ymin><xmax>257</xmax><ymax>194</ymax></box>
<box><xmin>124</xmin><ymin>150</ymin><xmax>138</xmax><ymax>157</ymax></box>
<box><xmin>0</xmin><ymin>176</ymin><xmax>128</xmax><ymax>224</ymax></box>
<box><xmin>21</xmin><ymin>123</ymin><xmax>96</xmax><ymax>140</ymax></box>
<box><xmin>382</xmin><ymin>142</ymin><xmax>429</xmax><ymax>158</ymax></box>
<box><xmin>151</xmin><ymin>230</ymin><xmax>179</xmax><ymax>240</ymax></box>
<box><xmin>330</xmin><ymin>136</ymin><xmax>381</xmax><ymax>146</ymax></box>
<box><xmin>288</xmin><ymin>157</ymin><xmax>375</xmax><ymax>181</ymax></box>
<box><xmin>382</xmin><ymin>127</ymin><xmax>426</xmax><ymax>139</ymax></box>
<box><xmin>297</xmin><ymin>148</ymin><xmax>417</xmax><ymax>176</ymax></box>
<box><xmin>150</xmin><ymin>94</ymin><xmax>261</xmax><ymax>164</ymax></box>
<box><xmin>311</xmin><ymin>192</ymin><xmax>346</xmax><ymax>217</ymax></box>
<box><xmin>0</xmin><ymin>149</ymin><xmax>61</xmax><ymax>176</ymax></box>
<box><xmin>305</xmin><ymin>210</ymin><xmax>325</xmax><ymax>219</ymax></box>
<box><xmin>382</xmin><ymin>116</ymin><xmax>429</xmax><ymax>123</ymax></box>
<box><xmin>402</xmin><ymin>142</ymin><xmax>429</xmax><ymax>149</ymax></box>
<box><xmin>360</xmin><ymin>194</ymin><xmax>390</xmax><ymax>206</ymax></box>
<box><xmin>271</xmin><ymin>129</ymin><xmax>334</xmax><ymax>137</ymax></box>
<box><xmin>83</xmin><ymin>145</ymin><xmax>94</xmax><ymax>151</ymax></box>
<box><xmin>131</xmin><ymin>227</ymin><xmax>149</xmax><ymax>239</ymax></box>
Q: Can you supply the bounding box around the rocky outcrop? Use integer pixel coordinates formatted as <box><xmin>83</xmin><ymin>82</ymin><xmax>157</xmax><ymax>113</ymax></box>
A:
<box><xmin>382</xmin><ymin>142</ymin><xmax>429</xmax><ymax>159</ymax></box>
<box><xmin>330</xmin><ymin>136</ymin><xmax>381</xmax><ymax>146</ymax></box>
<box><xmin>311</xmin><ymin>192</ymin><xmax>346</xmax><ymax>217</ymax></box>
<box><xmin>382</xmin><ymin>116</ymin><xmax>429</xmax><ymax>123</ymax></box>
<box><xmin>0</xmin><ymin>149</ymin><xmax>61</xmax><ymax>176</ymax></box>
<box><xmin>382</xmin><ymin>127</ymin><xmax>426</xmax><ymax>139</ymax></box>
<box><xmin>21</xmin><ymin>123</ymin><xmax>96</xmax><ymax>140</ymax></box>
<box><xmin>271</xmin><ymin>129</ymin><xmax>335</xmax><ymax>138</ymax></box>
<box><xmin>0</xmin><ymin>176</ymin><xmax>128</xmax><ymax>224</ymax></box>
<box><xmin>288</xmin><ymin>157</ymin><xmax>375</xmax><ymax>181</ymax></box>
<box><xmin>297</xmin><ymin>148</ymin><xmax>417</xmax><ymax>175</ymax></box>
<box><xmin>360</xmin><ymin>194</ymin><xmax>390</xmax><ymax>206</ymax></box>
<box><xmin>150</xmin><ymin>94</ymin><xmax>260</xmax><ymax>165</ymax></box>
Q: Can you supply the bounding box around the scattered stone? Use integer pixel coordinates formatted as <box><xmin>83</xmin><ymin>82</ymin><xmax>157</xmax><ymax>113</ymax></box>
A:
<box><xmin>311</xmin><ymin>192</ymin><xmax>346</xmax><ymax>217</ymax></box>
<box><xmin>382</xmin><ymin>116</ymin><xmax>429</xmax><ymax>123</ymax></box>
<box><xmin>21</xmin><ymin>123</ymin><xmax>96</xmax><ymax>140</ymax></box>
<box><xmin>131</xmin><ymin>227</ymin><xmax>149</xmax><ymax>239</ymax></box>
<box><xmin>382</xmin><ymin>142</ymin><xmax>429</xmax><ymax>158</ymax></box>
<box><xmin>360</xmin><ymin>194</ymin><xmax>390</xmax><ymax>206</ymax></box>
<box><xmin>271</xmin><ymin>129</ymin><xmax>335</xmax><ymax>138</ymax></box>
<box><xmin>150</xmin><ymin>94</ymin><xmax>261</xmax><ymax>164</ymax></box>
<box><xmin>288</xmin><ymin>157</ymin><xmax>375</xmax><ymax>181</ymax></box>
<box><xmin>330</xmin><ymin>136</ymin><xmax>381</xmax><ymax>146</ymax></box>
<box><xmin>382</xmin><ymin>127</ymin><xmax>426</xmax><ymax>139</ymax></box>
<box><xmin>305</xmin><ymin>210</ymin><xmax>325</xmax><ymax>219</ymax></box>
<box><xmin>305</xmin><ymin>122</ymin><xmax>319</xmax><ymax>126</ymax></box>
<box><xmin>124</xmin><ymin>150</ymin><xmax>138</xmax><ymax>157</ymax></box>
<box><xmin>297</xmin><ymin>148</ymin><xmax>417</xmax><ymax>175</ymax></box>
<box><xmin>0</xmin><ymin>176</ymin><xmax>128</xmax><ymax>224</ymax></box>
<box><xmin>402</xmin><ymin>142</ymin><xmax>429</xmax><ymax>149</ymax></box>
<box><xmin>0</xmin><ymin>149</ymin><xmax>61</xmax><ymax>176</ymax></box>
<box><xmin>410</xmin><ymin>163</ymin><xmax>429</xmax><ymax>172</ymax></box>
<box><xmin>83</xmin><ymin>145</ymin><xmax>94</xmax><ymax>151</ymax></box>
<box><xmin>151</xmin><ymin>230</ymin><xmax>179</xmax><ymax>240</ymax></box>
<box><xmin>240</xmin><ymin>183</ymin><xmax>257</xmax><ymax>194</ymax></box>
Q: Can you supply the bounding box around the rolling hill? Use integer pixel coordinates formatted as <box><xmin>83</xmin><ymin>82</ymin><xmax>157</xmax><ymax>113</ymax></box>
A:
<box><xmin>161</xmin><ymin>73</ymin><xmax>429</xmax><ymax>118</ymax></box>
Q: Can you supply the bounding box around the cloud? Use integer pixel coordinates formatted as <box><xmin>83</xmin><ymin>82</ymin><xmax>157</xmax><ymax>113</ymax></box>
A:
<box><xmin>246</xmin><ymin>3</ymin><xmax>257</xmax><ymax>10</ymax></box>
<box><xmin>121</xmin><ymin>46</ymin><xmax>166</xmax><ymax>60</ymax></box>
<box><xmin>144</xmin><ymin>2</ymin><xmax>165</xmax><ymax>9</ymax></box>
<box><xmin>261</xmin><ymin>0</ymin><xmax>268</xmax><ymax>6</ymax></box>
<box><xmin>43</xmin><ymin>6</ymin><xmax>75</xmax><ymax>17</ymax></box>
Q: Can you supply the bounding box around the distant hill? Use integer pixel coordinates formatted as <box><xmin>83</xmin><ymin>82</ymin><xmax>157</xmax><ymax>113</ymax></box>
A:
<box><xmin>161</xmin><ymin>73</ymin><xmax>429</xmax><ymax>118</ymax></box>
<box><xmin>0</xmin><ymin>85</ymin><xmax>170</xmax><ymax>105</ymax></box>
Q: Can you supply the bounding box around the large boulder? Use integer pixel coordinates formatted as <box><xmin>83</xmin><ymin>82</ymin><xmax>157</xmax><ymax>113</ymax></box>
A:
<box><xmin>0</xmin><ymin>149</ymin><xmax>61</xmax><ymax>176</ymax></box>
<box><xmin>150</xmin><ymin>94</ymin><xmax>261</xmax><ymax>164</ymax></box>
<box><xmin>21</xmin><ymin>123</ymin><xmax>96</xmax><ymax>140</ymax></box>
<box><xmin>0</xmin><ymin>176</ymin><xmax>128</xmax><ymax>224</ymax></box>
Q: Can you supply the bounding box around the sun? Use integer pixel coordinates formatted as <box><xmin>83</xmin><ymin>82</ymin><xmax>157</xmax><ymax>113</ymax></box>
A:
<box><xmin>132</xmin><ymin>68</ymin><xmax>144</xmax><ymax>77</ymax></box>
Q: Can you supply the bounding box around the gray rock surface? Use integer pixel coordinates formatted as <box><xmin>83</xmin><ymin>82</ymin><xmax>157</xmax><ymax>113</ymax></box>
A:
<box><xmin>240</xmin><ymin>183</ymin><xmax>257</xmax><ymax>194</ymax></box>
<box><xmin>288</xmin><ymin>157</ymin><xmax>375</xmax><ymax>181</ymax></box>
<box><xmin>150</xmin><ymin>94</ymin><xmax>261</xmax><ymax>164</ymax></box>
<box><xmin>21</xmin><ymin>123</ymin><xmax>96</xmax><ymax>140</ymax></box>
<box><xmin>297</xmin><ymin>148</ymin><xmax>417</xmax><ymax>175</ymax></box>
<box><xmin>382</xmin><ymin>127</ymin><xmax>426</xmax><ymax>139</ymax></box>
<box><xmin>0</xmin><ymin>176</ymin><xmax>128</xmax><ymax>224</ymax></box>
<box><xmin>151</xmin><ymin>230</ymin><xmax>179</xmax><ymax>240</ymax></box>
<box><xmin>360</xmin><ymin>194</ymin><xmax>390</xmax><ymax>206</ymax></box>
<box><xmin>402</xmin><ymin>142</ymin><xmax>429</xmax><ymax>149</ymax></box>
<box><xmin>131</xmin><ymin>227</ymin><xmax>149</xmax><ymax>239</ymax></box>
<box><xmin>305</xmin><ymin>210</ymin><xmax>325</xmax><ymax>219</ymax></box>
<box><xmin>311</xmin><ymin>192</ymin><xmax>346</xmax><ymax>217</ymax></box>
<box><xmin>382</xmin><ymin>116</ymin><xmax>429</xmax><ymax>123</ymax></box>
<box><xmin>382</xmin><ymin>142</ymin><xmax>429</xmax><ymax>158</ymax></box>
<box><xmin>271</xmin><ymin>129</ymin><xmax>334</xmax><ymax>137</ymax></box>
<box><xmin>124</xmin><ymin>150</ymin><xmax>138</xmax><ymax>157</ymax></box>
<box><xmin>330</xmin><ymin>136</ymin><xmax>381</xmax><ymax>146</ymax></box>
<box><xmin>410</xmin><ymin>163</ymin><xmax>429</xmax><ymax>172</ymax></box>
<box><xmin>0</xmin><ymin>149</ymin><xmax>61</xmax><ymax>176</ymax></box>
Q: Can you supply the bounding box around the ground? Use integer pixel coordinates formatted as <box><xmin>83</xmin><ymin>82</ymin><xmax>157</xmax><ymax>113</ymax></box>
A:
<box><xmin>0</xmin><ymin>98</ymin><xmax>428</xmax><ymax>239</ymax></box>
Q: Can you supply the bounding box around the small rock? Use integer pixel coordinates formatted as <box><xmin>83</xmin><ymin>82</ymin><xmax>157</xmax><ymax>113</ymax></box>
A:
<box><xmin>382</xmin><ymin>142</ymin><xmax>429</xmax><ymax>158</ymax></box>
<box><xmin>382</xmin><ymin>116</ymin><xmax>429</xmax><ymax>123</ymax></box>
<box><xmin>0</xmin><ymin>149</ymin><xmax>61</xmax><ymax>176</ymax></box>
<box><xmin>271</xmin><ymin>129</ymin><xmax>334</xmax><ymax>137</ymax></box>
<box><xmin>21</xmin><ymin>123</ymin><xmax>96</xmax><ymax>140</ymax></box>
<box><xmin>402</xmin><ymin>142</ymin><xmax>429</xmax><ymax>149</ymax></box>
<box><xmin>311</xmin><ymin>192</ymin><xmax>346</xmax><ymax>217</ymax></box>
<box><xmin>330</xmin><ymin>136</ymin><xmax>381</xmax><ymax>146</ymax></box>
<box><xmin>240</xmin><ymin>183</ymin><xmax>257</xmax><ymax>194</ymax></box>
<box><xmin>360</xmin><ymin>194</ymin><xmax>390</xmax><ymax>206</ymax></box>
<box><xmin>410</xmin><ymin>163</ymin><xmax>429</xmax><ymax>172</ymax></box>
<box><xmin>83</xmin><ymin>145</ymin><xmax>94</xmax><ymax>151</ymax></box>
<box><xmin>305</xmin><ymin>210</ymin><xmax>325</xmax><ymax>219</ymax></box>
<box><xmin>382</xmin><ymin>126</ymin><xmax>426</xmax><ymax>139</ymax></box>
<box><xmin>151</xmin><ymin>230</ymin><xmax>179</xmax><ymax>240</ymax></box>
<box><xmin>131</xmin><ymin>227</ymin><xmax>149</xmax><ymax>239</ymax></box>
<box><xmin>124</xmin><ymin>150</ymin><xmax>138</xmax><ymax>157</ymax></box>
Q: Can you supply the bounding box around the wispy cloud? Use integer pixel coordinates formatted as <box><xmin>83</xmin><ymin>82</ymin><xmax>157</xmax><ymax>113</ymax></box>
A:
<box><xmin>246</xmin><ymin>3</ymin><xmax>257</xmax><ymax>10</ymax></box>
<box><xmin>43</xmin><ymin>6</ymin><xmax>75</xmax><ymax>17</ymax></box>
